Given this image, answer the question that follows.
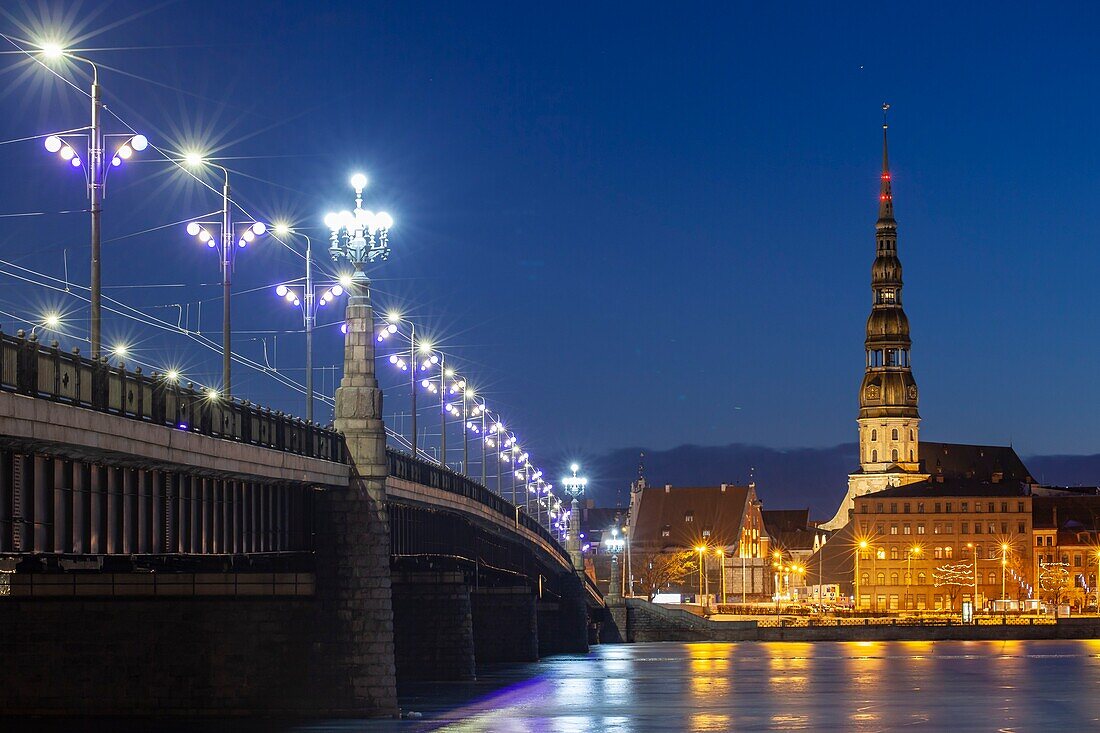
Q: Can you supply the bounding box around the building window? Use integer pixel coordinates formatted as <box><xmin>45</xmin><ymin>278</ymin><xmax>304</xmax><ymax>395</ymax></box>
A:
<box><xmin>934</xmin><ymin>503</ymin><xmax>942</xmax><ymax>513</ymax></box>
<box><xmin>684</xmin><ymin>512</ymin><xmax>694</xmax><ymax>523</ymax></box>
<box><xmin>661</xmin><ymin>525</ymin><xmax>671</xmax><ymax>538</ymax></box>
<box><xmin>871</xmin><ymin>429</ymin><xmax>878</xmax><ymax>442</ymax></box>
<box><xmin>892</xmin><ymin>428</ymin><xmax>899</xmax><ymax>441</ymax></box>
<box><xmin>903</xmin><ymin>524</ymin><xmax>911</xmax><ymax>535</ymax></box>
<box><xmin>988</xmin><ymin>572</ymin><xmax>997</xmax><ymax>585</ymax></box>
<box><xmin>910</xmin><ymin>430</ymin><xmax>915</xmax><ymax>441</ymax></box>
<box><xmin>876</xmin><ymin>548</ymin><xmax>886</xmax><ymax>560</ymax></box>
<box><xmin>892</xmin><ymin>449</ymin><xmax>899</xmax><ymax>462</ymax></box>
<box><xmin>872</xmin><ymin>450</ymin><xmax>878</xmax><ymax>462</ymax></box>
<box><xmin>702</xmin><ymin>529</ymin><xmax>711</xmax><ymax>538</ymax></box>
<box><xmin>890</xmin><ymin>503</ymin><xmax>897</xmax><ymax>513</ymax></box>
<box><xmin>945</xmin><ymin>546</ymin><xmax>953</xmax><ymax>559</ymax></box>
<box><xmin>988</xmin><ymin>522</ymin><xmax>996</xmax><ymax>534</ymax></box>
<box><xmin>877</xmin><ymin>572</ymin><xmax>885</xmax><ymax>586</ymax></box>
<box><xmin>944</xmin><ymin>522</ymin><xmax>954</xmax><ymax>533</ymax></box>
<box><xmin>1001</xmin><ymin>502</ymin><xmax>1008</xmax><ymax>513</ymax></box>
<box><xmin>933</xmin><ymin>523</ymin><xmax>941</xmax><ymax>535</ymax></box>
<box><xmin>934</xmin><ymin>547</ymin><xmax>943</xmax><ymax>559</ymax></box>
<box><xmin>1075</xmin><ymin>554</ymin><xmax>1083</xmax><ymax>568</ymax></box>
<box><xmin>974</xmin><ymin>546</ymin><xmax>983</xmax><ymax>559</ymax></box>
<box><xmin>917</xmin><ymin>593</ymin><xmax>927</xmax><ymax>609</ymax></box>
<box><xmin>974</xmin><ymin>522</ymin><xmax>982</xmax><ymax>535</ymax></box>
<box><xmin>1017</xmin><ymin>501</ymin><xmax>1025</xmax><ymax>513</ymax></box>
<box><xmin>961</xmin><ymin>502</ymin><xmax>968</xmax><ymax>513</ymax></box>
<box><xmin>861</xmin><ymin>572</ymin><xmax>870</xmax><ymax>587</ymax></box>
<box><xmin>961</xmin><ymin>521</ymin><xmax>969</xmax><ymax>534</ymax></box>
<box><xmin>917</xmin><ymin>524</ymin><xmax>925</xmax><ymax>535</ymax></box>
<box><xmin>1001</xmin><ymin>522</ymin><xmax>1008</xmax><ymax>534</ymax></box>
<box><xmin>876</xmin><ymin>523</ymin><xmax>884</xmax><ymax>535</ymax></box>
<box><xmin>1036</xmin><ymin>537</ymin><xmax>1043</xmax><ymax>547</ymax></box>
<box><xmin>860</xmin><ymin>503</ymin><xmax>869</xmax><ymax>514</ymax></box>
<box><xmin>890</xmin><ymin>524</ymin><xmax>898</xmax><ymax>535</ymax></box>
<box><xmin>890</xmin><ymin>572</ymin><xmax>899</xmax><ymax>585</ymax></box>
<box><xmin>917</xmin><ymin>503</ymin><xmax>925</xmax><ymax>514</ymax></box>
<box><xmin>945</xmin><ymin>502</ymin><xmax>953</xmax><ymax>513</ymax></box>
<box><xmin>1047</xmin><ymin>536</ymin><xmax>1053</xmax><ymax>546</ymax></box>
<box><xmin>876</xmin><ymin>503</ymin><xmax>884</xmax><ymax>513</ymax></box>
<box><xmin>890</xmin><ymin>546</ymin><xmax>899</xmax><ymax>560</ymax></box>
<box><xmin>917</xmin><ymin>572</ymin><xmax>927</xmax><ymax>585</ymax></box>
<box><xmin>889</xmin><ymin>594</ymin><xmax>900</xmax><ymax>610</ymax></box>
<box><xmin>903</xmin><ymin>503</ymin><xmax>910</xmax><ymax>514</ymax></box>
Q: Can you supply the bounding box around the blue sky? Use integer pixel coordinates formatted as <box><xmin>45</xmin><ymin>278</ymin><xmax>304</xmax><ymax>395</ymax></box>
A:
<box><xmin>0</xmin><ymin>1</ymin><xmax>1097</xmax><ymax>472</ymax></box>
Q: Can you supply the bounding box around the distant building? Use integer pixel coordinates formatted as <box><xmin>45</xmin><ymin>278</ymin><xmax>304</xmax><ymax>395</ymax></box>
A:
<box><xmin>1032</xmin><ymin>496</ymin><xmax>1100</xmax><ymax>606</ymax></box>
<box><xmin>850</xmin><ymin>480</ymin><xmax>1034</xmax><ymax>611</ymax></box>
<box><xmin>628</xmin><ymin>482</ymin><xmax>772</xmax><ymax>602</ymax></box>
<box><xmin>577</xmin><ymin>501</ymin><xmax>628</xmax><ymax>596</ymax></box>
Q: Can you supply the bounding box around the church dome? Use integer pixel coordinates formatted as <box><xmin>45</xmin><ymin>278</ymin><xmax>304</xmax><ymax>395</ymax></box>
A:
<box><xmin>859</xmin><ymin>370</ymin><xmax>919</xmax><ymax>417</ymax></box>
<box><xmin>866</xmin><ymin>308</ymin><xmax>910</xmax><ymax>341</ymax></box>
<box><xmin>871</xmin><ymin>254</ymin><xmax>903</xmax><ymax>284</ymax></box>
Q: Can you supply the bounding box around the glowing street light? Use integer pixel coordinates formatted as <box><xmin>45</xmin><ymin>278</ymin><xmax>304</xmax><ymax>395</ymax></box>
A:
<box><xmin>36</xmin><ymin>43</ymin><xmax>149</xmax><ymax>357</ymax></box>
<box><xmin>271</xmin><ymin>224</ymin><xmax>343</xmax><ymax>422</ymax></box>
<box><xmin>183</xmin><ymin>157</ymin><xmax>266</xmax><ymax>397</ymax></box>
<box><xmin>562</xmin><ymin>463</ymin><xmax>589</xmax><ymax>571</ymax></box>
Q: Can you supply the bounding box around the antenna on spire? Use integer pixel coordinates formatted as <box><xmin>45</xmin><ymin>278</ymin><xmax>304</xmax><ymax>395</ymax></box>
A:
<box><xmin>882</xmin><ymin>102</ymin><xmax>891</xmax><ymax>128</ymax></box>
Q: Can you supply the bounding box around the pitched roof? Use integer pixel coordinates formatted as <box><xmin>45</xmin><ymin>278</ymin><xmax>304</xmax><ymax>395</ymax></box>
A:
<box><xmin>630</xmin><ymin>484</ymin><xmax>751</xmax><ymax>553</ymax></box>
<box><xmin>863</xmin><ymin>477</ymin><xmax>1029</xmax><ymax>500</ymax></box>
<box><xmin>762</xmin><ymin>508</ymin><xmax>817</xmax><ymax>551</ymax></box>
<box><xmin>1032</xmin><ymin>496</ymin><xmax>1100</xmax><ymax>531</ymax></box>
<box><xmin>918</xmin><ymin>442</ymin><xmax>1033</xmax><ymax>483</ymax></box>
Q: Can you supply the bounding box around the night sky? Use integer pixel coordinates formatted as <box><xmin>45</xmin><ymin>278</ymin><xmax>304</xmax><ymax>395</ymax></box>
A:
<box><xmin>1</xmin><ymin>2</ymin><xmax>1097</xmax><ymax>483</ymax></box>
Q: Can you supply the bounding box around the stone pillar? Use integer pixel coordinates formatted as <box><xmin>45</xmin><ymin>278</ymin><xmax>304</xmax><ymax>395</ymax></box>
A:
<box><xmin>567</xmin><ymin>496</ymin><xmax>583</xmax><ymax>571</ymax></box>
<box><xmin>314</xmin><ymin>278</ymin><xmax>399</xmax><ymax>716</ymax></box>
<box><xmin>391</xmin><ymin>571</ymin><xmax>476</xmax><ymax>682</ymax></box>
<box><xmin>538</xmin><ymin>573</ymin><xmax>590</xmax><ymax>657</ymax></box>
<box><xmin>471</xmin><ymin>586</ymin><xmax>538</xmax><ymax>663</ymax></box>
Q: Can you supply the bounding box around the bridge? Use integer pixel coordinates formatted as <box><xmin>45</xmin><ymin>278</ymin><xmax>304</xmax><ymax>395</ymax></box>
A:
<box><xmin>0</xmin><ymin>292</ymin><xmax>608</xmax><ymax>717</ymax></box>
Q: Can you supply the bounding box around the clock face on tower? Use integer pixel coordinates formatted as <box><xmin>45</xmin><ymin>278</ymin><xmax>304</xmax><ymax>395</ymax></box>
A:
<box><xmin>866</xmin><ymin>385</ymin><xmax>880</xmax><ymax>400</ymax></box>
<box><xmin>908</xmin><ymin>385</ymin><xmax>918</xmax><ymax>401</ymax></box>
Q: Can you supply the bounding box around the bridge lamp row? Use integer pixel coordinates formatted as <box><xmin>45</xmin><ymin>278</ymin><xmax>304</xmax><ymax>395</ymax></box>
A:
<box><xmin>44</xmin><ymin>132</ymin><xmax>148</xmax><ymax>170</ymax></box>
<box><xmin>387</xmin><ymin>354</ymin><xmax>409</xmax><ymax>371</ymax></box>
<box><xmin>376</xmin><ymin>322</ymin><xmax>399</xmax><ymax>343</ymax></box>
<box><xmin>274</xmin><ymin>284</ymin><xmax>301</xmax><ymax>307</ymax></box>
<box><xmin>317</xmin><ymin>284</ymin><xmax>344</xmax><ymax>306</ymax></box>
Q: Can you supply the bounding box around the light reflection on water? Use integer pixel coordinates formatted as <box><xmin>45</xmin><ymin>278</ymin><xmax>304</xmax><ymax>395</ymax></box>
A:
<box><xmin>24</xmin><ymin>640</ymin><xmax>1100</xmax><ymax>732</ymax></box>
<box><xmin>378</xmin><ymin>640</ymin><xmax>1100</xmax><ymax>732</ymax></box>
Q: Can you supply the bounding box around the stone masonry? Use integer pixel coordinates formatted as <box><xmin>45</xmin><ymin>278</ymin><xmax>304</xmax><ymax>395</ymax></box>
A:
<box><xmin>328</xmin><ymin>279</ymin><xmax>399</xmax><ymax>715</ymax></box>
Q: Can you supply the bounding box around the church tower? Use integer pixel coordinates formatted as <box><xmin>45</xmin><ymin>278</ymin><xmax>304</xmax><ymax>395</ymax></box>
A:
<box><xmin>823</xmin><ymin>106</ymin><xmax>928</xmax><ymax>530</ymax></box>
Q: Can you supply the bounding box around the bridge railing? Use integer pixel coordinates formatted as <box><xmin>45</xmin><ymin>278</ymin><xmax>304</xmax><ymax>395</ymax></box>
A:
<box><xmin>0</xmin><ymin>329</ymin><xmax>346</xmax><ymax>464</ymax></box>
<box><xmin>386</xmin><ymin>448</ymin><xmax>574</xmax><ymax>569</ymax></box>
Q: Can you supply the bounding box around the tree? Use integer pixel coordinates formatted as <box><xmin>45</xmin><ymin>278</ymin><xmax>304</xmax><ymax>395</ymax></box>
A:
<box><xmin>1038</xmin><ymin>562</ymin><xmax>1084</xmax><ymax>616</ymax></box>
<box><xmin>635</xmin><ymin>550</ymin><xmax>698</xmax><ymax>600</ymax></box>
<box><xmin>933</xmin><ymin>561</ymin><xmax>973</xmax><ymax>611</ymax></box>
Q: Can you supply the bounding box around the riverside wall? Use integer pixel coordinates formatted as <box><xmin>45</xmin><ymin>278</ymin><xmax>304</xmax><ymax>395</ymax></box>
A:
<box><xmin>621</xmin><ymin>598</ymin><xmax>1100</xmax><ymax>643</ymax></box>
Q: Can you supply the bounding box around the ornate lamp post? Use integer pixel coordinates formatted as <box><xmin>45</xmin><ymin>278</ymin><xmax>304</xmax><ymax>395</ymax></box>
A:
<box><xmin>605</xmin><ymin>527</ymin><xmax>626</xmax><ymax>599</ymax></box>
<box><xmin>272</xmin><ymin>225</ymin><xmax>348</xmax><ymax>422</ymax></box>
<box><xmin>562</xmin><ymin>463</ymin><xmax>587</xmax><ymax>572</ymax></box>
<box><xmin>38</xmin><ymin>45</ymin><xmax>149</xmax><ymax>357</ymax></box>
<box><xmin>184</xmin><ymin>157</ymin><xmax>267</xmax><ymax>397</ymax></box>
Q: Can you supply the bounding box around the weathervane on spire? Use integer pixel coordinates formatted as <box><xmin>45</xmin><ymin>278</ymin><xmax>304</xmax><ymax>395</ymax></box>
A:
<box><xmin>882</xmin><ymin>102</ymin><xmax>891</xmax><ymax>128</ymax></box>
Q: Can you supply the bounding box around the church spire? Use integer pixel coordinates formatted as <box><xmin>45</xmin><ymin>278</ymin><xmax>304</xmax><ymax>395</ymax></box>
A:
<box><xmin>878</xmin><ymin>103</ymin><xmax>895</xmax><ymax>229</ymax></box>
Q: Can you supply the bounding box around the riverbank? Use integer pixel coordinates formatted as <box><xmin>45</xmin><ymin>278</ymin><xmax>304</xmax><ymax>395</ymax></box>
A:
<box><xmin>616</xmin><ymin>597</ymin><xmax>1100</xmax><ymax>642</ymax></box>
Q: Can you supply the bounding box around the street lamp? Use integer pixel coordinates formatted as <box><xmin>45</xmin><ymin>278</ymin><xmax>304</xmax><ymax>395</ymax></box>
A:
<box><xmin>1000</xmin><ymin>542</ymin><xmax>1010</xmax><ymax>603</ymax></box>
<box><xmin>377</xmin><ymin>312</ymin><xmax>421</xmax><ymax>457</ymax></box>
<box><xmin>563</xmin><ymin>463</ymin><xmax>588</xmax><ymax>572</ymax></box>
<box><xmin>605</xmin><ymin>527</ymin><xmax>626</xmax><ymax>599</ymax></box>
<box><xmin>715</xmin><ymin>548</ymin><xmax>727</xmax><ymax>605</ymax></box>
<box><xmin>184</xmin><ymin>156</ymin><xmax>267</xmax><ymax>397</ymax></box>
<box><xmin>696</xmin><ymin>545</ymin><xmax>708</xmax><ymax>608</ymax></box>
<box><xmin>906</xmin><ymin>545</ymin><xmax>922</xmax><ymax>613</ymax></box>
<box><xmin>38</xmin><ymin>45</ymin><xmax>149</xmax><ymax>357</ymax></box>
<box><xmin>967</xmin><ymin>542</ymin><xmax>978</xmax><ymax>619</ymax></box>
<box><xmin>856</xmin><ymin>539</ymin><xmax>869</xmax><ymax>612</ymax></box>
<box><xmin>271</xmin><ymin>224</ymin><xmax>344</xmax><ymax>422</ymax></box>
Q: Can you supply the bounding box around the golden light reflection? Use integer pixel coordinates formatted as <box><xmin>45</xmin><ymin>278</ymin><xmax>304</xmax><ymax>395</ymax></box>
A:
<box><xmin>766</xmin><ymin>642</ymin><xmax>811</xmax><ymax>692</ymax></box>
<box><xmin>691</xmin><ymin>713</ymin><xmax>732</xmax><ymax>731</ymax></box>
<box><xmin>688</xmin><ymin>642</ymin><xmax>732</xmax><ymax>698</ymax></box>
